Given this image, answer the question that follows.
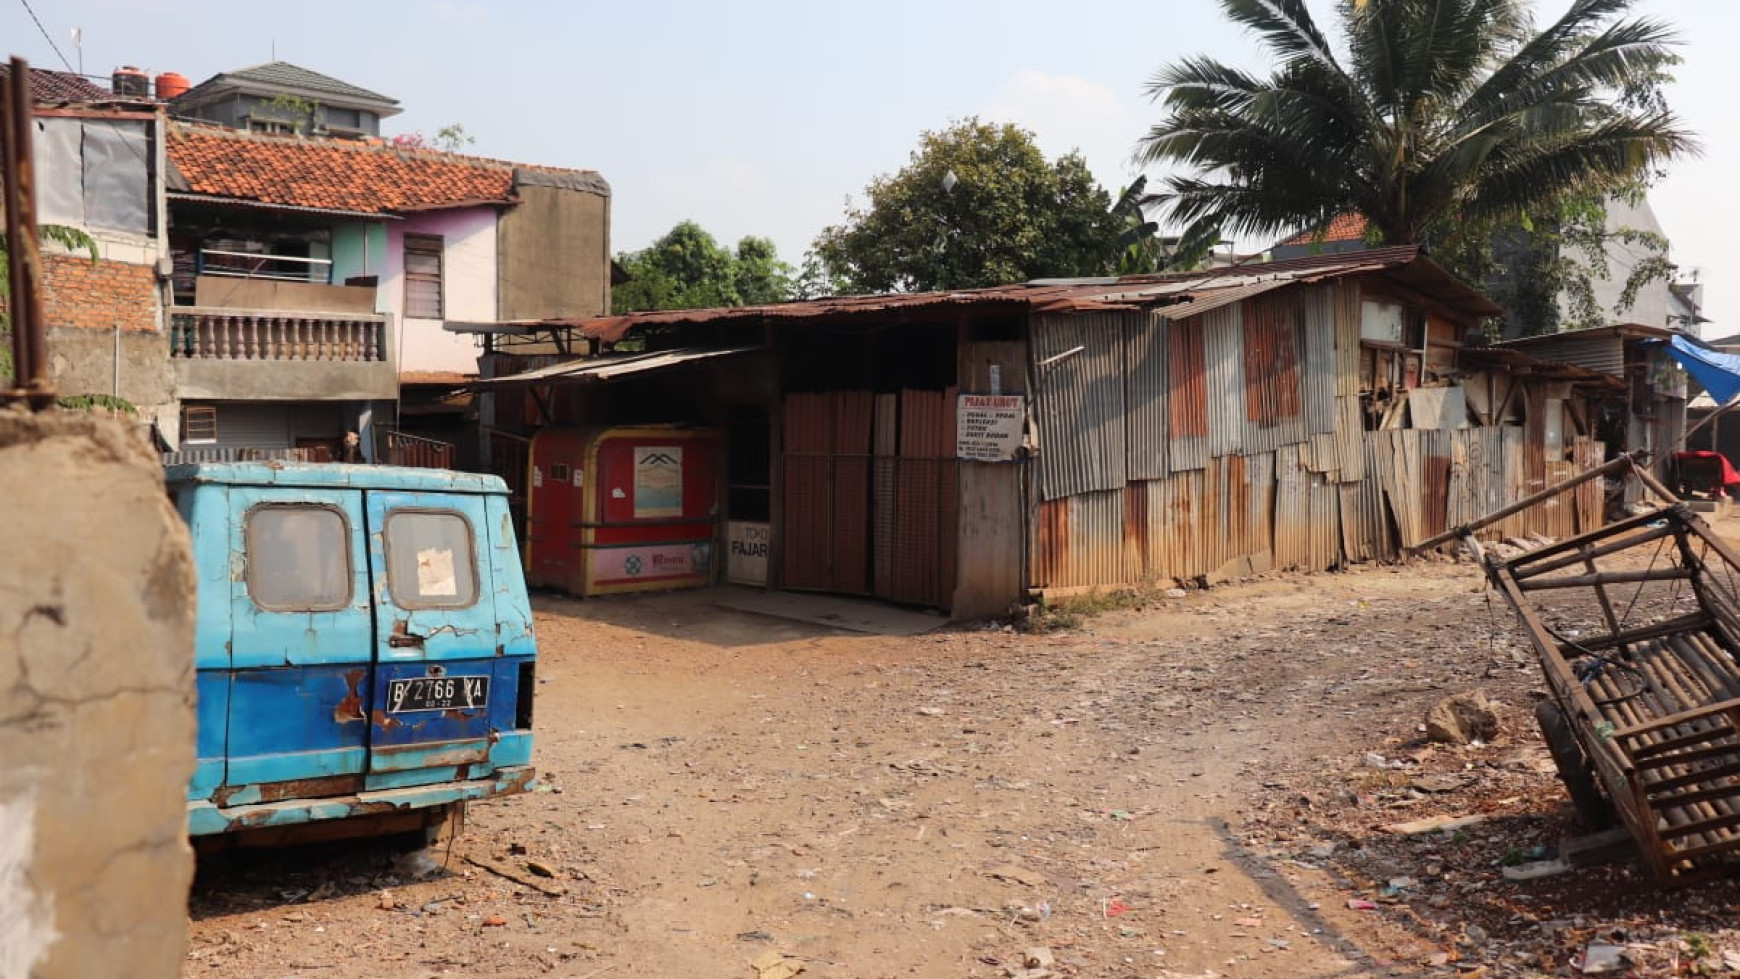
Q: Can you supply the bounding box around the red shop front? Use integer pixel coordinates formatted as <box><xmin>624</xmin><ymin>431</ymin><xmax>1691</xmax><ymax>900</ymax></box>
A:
<box><xmin>526</xmin><ymin>425</ymin><xmax>720</xmax><ymax>596</ymax></box>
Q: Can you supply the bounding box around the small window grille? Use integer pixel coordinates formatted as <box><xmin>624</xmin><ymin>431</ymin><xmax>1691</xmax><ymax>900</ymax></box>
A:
<box><xmin>184</xmin><ymin>405</ymin><xmax>218</xmax><ymax>444</ymax></box>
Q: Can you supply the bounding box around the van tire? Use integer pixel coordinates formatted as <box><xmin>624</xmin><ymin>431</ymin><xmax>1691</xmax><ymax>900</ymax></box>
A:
<box><xmin>1535</xmin><ymin>699</ymin><xmax>1614</xmax><ymax>828</ymax></box>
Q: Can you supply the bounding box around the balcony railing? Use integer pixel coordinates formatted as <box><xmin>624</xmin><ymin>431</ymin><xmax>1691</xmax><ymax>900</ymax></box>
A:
<box><xmin>170</xmin><ymin>308</ymin><xmax>389</xmax><ymax>362</ymax></box>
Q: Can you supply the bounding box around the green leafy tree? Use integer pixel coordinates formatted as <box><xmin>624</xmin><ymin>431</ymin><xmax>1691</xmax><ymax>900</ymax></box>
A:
<box><xmin>732</xmin><ymin>236</ymin><xmax>796</xmax><ymax>306</ymax></box>
<box><xmin>1137</xmin><ymin>0</ymin><xmax>1695</xmax><ymax>270</ymax></box>
<box><xmin>1110</xmin><ymin>176</ymin><xmax>1163</xmax><ymax>275</ymax></box>
<box><xmin>812</xmin><ymin>118</ymin><xmax>1121</xmax><ymax>292</ymax></box>
<box><xmin>612</xmin><ymin>221</ymin><xmax>797</xmax><ymax>313</ymax></box>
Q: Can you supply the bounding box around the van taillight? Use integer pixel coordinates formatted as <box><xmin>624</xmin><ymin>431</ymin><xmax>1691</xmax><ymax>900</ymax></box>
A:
<box><xmin>515</xmin><ymin>661</ymin><xmax>535</xmax><ymax>730</ymax></box>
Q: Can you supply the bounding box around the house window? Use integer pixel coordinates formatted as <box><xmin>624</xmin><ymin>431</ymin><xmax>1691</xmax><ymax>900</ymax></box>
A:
<box><xmin>404</xmin><ymin>234</ymin><xmax>445</xmax><ymax>320</ymax></box>
<box><xmin>183</xmin><ymin>405</ymin><xmax>218</xmax><ymax>444</ymax></box>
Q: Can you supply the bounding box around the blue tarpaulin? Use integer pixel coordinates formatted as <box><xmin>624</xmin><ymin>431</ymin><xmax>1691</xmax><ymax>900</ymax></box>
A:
<box><xmin>1661</xmin><ymin>335</ymin><xmax>1740</xmax><ymax>406</ymax></box>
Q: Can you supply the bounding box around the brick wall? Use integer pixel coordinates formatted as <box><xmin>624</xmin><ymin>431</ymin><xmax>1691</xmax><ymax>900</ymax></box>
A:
<box><xmin>39</xmin><ymin>253</ymin><xmax>160</xmax><ymax>333</ymax></box>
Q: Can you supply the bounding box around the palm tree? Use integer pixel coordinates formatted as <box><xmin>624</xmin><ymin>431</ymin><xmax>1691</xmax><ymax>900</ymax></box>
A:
<box><xmin>1137</xmin><ymin>0</ymin><xmax>1695</xmax><ymax>254</ymax></box>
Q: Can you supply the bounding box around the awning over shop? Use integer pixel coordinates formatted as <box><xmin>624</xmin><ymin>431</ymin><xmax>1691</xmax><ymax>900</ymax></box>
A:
<box><xmin>1661</xmin><ymin>335</ymin><xmax>1740</xmax><ymax>406</ymax></box>
<box><xmin>470</xmin><ymin>346</ymin><xmax>760</xmax><ymax>387</ymax></box>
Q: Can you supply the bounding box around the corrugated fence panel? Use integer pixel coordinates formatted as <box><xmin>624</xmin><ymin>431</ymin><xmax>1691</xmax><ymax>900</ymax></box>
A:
<box><xmin>1239</xmin><ymin>295</ymin><xmax>1309</xmax><ymax>456</ymax></box>
<box><xmin>1035</xmin><ymin>489</ymin><xmax>1125</xmax><ymax>588</ymax></box>
<box><xmin>1334</xmin><ymin>279</ymin><xmax>1362</xmax><ymax>399</ymax></box>
<box><xmin>1311</xmin><ymin>472</ymin><xmax>1343</xmax><ymax>570</ymax></box>
<box><xmin>1303</xmin><ymin>285</ymin><xmax>1337</xmax><ymax>437</ymax></box>
<box><xmin>1369</xmin><ymin>430</ymin><xmax>1429</xmax><ymax>549</ymax></box>
<box><xmin>1033</xmin><ymin>314</ymin><xmax>1127</xmax><ymax>500</ymax></box>
<box><xmin>1168</xmin><ymin>316</ymin><xmax>1209</xmax><ymax>472</ymax></box>
<box><xmin>1233</xmin><ymin>451</ymin><xmax>1276</xmax><ymax>570</ymax></box>
<box><xmin>1125</xmin><ymin>312</ymin><xmax>1170</xmax><ymax>480</ymax></box>
<box><xmin>1205</xmin><ymin>304</ymin><xmax>1247</xmax><ymax>459</ymax></box>
<box><xmin>1420</xmin><ymin>429</ymin><xmax>1452</xmax><ymax>545</ymax></box>
<box><xmin>1274</xmin><ymin>444</ymin><xmax>1310</xmax><ymax>569</ymax></box>
<box><xmin>1519</xmin><ymin>334</ymin><xmax>1625</xmax><ymax>375</ymax></box>
<box><xmin>1149</xmin><ymin>469</ymin><xmax>1203</xmax><ymax>582</ymax></box>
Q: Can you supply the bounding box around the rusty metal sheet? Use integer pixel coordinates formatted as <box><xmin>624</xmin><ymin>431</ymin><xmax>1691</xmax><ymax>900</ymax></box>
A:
<box><xmin>1124</xmin><ymin>312</ymin><xmax>1169</xmax><ymax>480</ymax></box>
<box><xmin>563</xmin><ymin>246</ymin><xmax>1499</xmax><ymax>348</ymax></box>
<box><xmin>1167</xmin><ymin>316</ymin><xmax>1209</xmax><ymax>472</ymax></box>
<box><xmin>1032</xmin><ymin>313</ymin><xmax>1129</xmax><ymax>500</ymax></box>
<box><xmin>1334</xmin><ymin>279</ymin><xmax>1362</xmax><ymax>399</ymax></box>
<box><xmin>1238</xmin><ymin>294</ymin><xmax>1309</xmax><ymax>455</ymax></box>
<box><xmin>1204</xmin><ymin>304</ymin><xmax>1246</xmax><ymax>459</ymax></box>
<box><xmin>1302</xmin><ymin>284</ymin><xmax>1337</xmax><ymax>436</ymax></box>
<box><xmin>1034</xmin><ymin>489</ymin><xmax>1124</xmax><ymax>589</ymax></box>
<box><xmin>1274</xmin><ymin>445</ymin><xmax>1310</xmax><ymax>569</ymax></box>
<box><xmin>1140</xmin><ymin>278</ymin><xmax>1293</xmax><ymax>320</ymax></box>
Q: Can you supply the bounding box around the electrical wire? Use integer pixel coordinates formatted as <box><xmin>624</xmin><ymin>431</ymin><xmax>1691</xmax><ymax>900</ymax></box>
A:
<box><xmin>14</xmin><ymin>0</ymin><xmax>73</xmax><ymax>75</ymax></box>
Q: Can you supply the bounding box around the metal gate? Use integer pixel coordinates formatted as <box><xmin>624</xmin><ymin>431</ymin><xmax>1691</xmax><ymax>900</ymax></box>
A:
<box><xmin>781</xmin><ymin>390</ymin><xmax>957</xmax><ymax>609</ymax></box>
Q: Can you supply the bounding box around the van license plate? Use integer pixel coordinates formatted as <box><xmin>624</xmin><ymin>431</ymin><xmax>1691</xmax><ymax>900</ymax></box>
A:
<box><xmin>387</xmin><ymin>675</ymin><xmax>490</xmax><ymax>713</ymax></box>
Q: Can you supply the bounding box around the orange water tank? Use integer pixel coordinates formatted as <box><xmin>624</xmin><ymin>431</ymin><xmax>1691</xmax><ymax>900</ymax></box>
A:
<box><xmin>154</xmin><ymin>71</ymin><xmax>190</xmax><ymax>100</ymax></box>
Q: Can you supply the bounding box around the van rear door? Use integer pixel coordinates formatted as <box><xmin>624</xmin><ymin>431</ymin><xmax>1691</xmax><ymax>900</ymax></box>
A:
<box><xmin>363</xmin><ymin>489</ymin><xmax>509</xmax><ymax>786</ymax></box>
<box><xmin>225</xmin><ymin>486</ymin><xmax>373</xmax><ymax>797</ymax></box>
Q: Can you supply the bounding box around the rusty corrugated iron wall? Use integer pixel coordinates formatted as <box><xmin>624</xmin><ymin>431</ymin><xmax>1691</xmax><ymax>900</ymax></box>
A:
<box><xmin>1033</xmin><ymin>313</ymin><xmax>1132</xmax><ymax>499</ymax></box>
<box><xmin>1123</xmin><ymin>312</ymin><xmax>1170</xmax><ymax>480</ymax></box>
<box><xmin>1029</xmin><ymin>277</ymin><xmax>1607</xmax><ymax>593</ymax></box>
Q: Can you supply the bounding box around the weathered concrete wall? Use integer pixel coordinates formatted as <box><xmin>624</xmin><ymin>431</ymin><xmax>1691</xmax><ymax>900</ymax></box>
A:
<box><xmin>496</xmin><ymin>181</ymin><xmax>611</xmax><ymax>322</ymax></box>
<box><xmin>0</xmin><ymin>409</ymin><xmax>196</xmax><ymax>979</ymax></box>
<box><xmin>46</xmin><ymin>326</ymin><xmax>180</xmax><ymax>443</ymax></box>
<box><xmin>192</xmin><ymin>276</ymin><xmax>377</xmax><ymax>314</ymax></box>
<box><xmin>175</xmin><ymin>353</ymin><xmax>399</xmax><ymax>402</ymax></box>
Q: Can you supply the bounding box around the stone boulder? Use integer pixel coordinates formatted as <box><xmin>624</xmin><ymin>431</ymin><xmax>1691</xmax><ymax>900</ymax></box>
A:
<box><xmin>1426</xmin><ymin>692</ymin><xmax>1501</xmax><ymax>744</ymax></box>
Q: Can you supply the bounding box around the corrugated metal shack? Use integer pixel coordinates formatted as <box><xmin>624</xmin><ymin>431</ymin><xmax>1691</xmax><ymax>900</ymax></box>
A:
<box><xmin>471</xmin><ymin>246</ymin><xmax>1631</xmax><ymax>618</ymax></box>
<box><xmin>1494</xmin><ymin>325</ymin><xmax>1687</xmax><ymax>502</ymax></box>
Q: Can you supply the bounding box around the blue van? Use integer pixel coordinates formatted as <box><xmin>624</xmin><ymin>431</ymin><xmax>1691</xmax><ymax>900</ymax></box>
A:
<box><xmin>166</xmin><ymin>462</ymin><xmax>536</xmax><ymax>841</ymax></box>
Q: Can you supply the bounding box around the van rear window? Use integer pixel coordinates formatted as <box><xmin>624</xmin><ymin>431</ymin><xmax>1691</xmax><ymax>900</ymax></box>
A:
<box><xmin>385</xmin><ymin>510</ymin><xmax>479</xmax><ymax>609</ymax></box>
<box><xmin>245</xmin><ymin>505</ymin><xmax>352</xmax><ymax>610</ymax></box>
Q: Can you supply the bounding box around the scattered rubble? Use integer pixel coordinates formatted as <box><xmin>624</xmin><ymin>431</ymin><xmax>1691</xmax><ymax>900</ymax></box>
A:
<box><xmin>1425</xmin><ymin>691</ymin><xmax>1501</xmax><ymax>744</ymax></box>
<box><xmin>185</xmin><ymin>553</ymin><xmax>1740</xmax><ymax>978</ymax></box>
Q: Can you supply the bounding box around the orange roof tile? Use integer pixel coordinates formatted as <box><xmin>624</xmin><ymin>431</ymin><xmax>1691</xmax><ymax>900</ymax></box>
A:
<box><xmin>166</xmin><ymin>121</ymin><xmax>602</xmax><ymax>215</ymax></box>
<box><xmin>1280</xmin><ymin>213</ymin><xmax>1370</xmax><ymax>247</ymax></box>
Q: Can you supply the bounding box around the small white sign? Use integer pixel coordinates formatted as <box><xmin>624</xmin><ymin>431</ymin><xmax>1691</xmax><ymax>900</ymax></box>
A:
<box><xmin>416</xmin><ymin>547</ymin><xmax>459</xmax><ymax>597</ymax></box>
<box><xmin>956</xmin><ymin>394</ymin><xmax>1025</xmax><ymax>462</ymax></box>
<box><xmin>727</xmin><ymin>521</ymin><xmax>770</xmax><ymax>586</ymax></box>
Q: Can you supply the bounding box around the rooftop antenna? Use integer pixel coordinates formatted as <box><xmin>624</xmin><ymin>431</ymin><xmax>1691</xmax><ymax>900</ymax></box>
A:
<box><xmin>70</xmin><ymin>27</ymin><xmax>81</xmax><ymax>76</ymax></box>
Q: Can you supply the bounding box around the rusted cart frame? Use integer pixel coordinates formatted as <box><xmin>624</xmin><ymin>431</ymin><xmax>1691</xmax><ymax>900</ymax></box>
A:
<box><xmin>1439</xmin><ymin>457</ymin><xmax>1740</xmax><ymax>885</ymax></box>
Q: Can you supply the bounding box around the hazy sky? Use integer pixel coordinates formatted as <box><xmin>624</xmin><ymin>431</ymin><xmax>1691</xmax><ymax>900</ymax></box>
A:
<box><xmin>3</xmin><ymin>0</ymin><xmax>1731</xmax><ymax>327</ymax></box>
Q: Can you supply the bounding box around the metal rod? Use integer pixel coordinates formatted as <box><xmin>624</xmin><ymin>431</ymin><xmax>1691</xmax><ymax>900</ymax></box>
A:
<box><xmin>2</xmin><ymin>56</ymin><xmax>51</xmax><ymax>408</ymax></box>
<box><xmin>1516</xmin><ymin>567</ymin><xmax>1695</xmax><ymax>592</ymax></box>
<box><xmin>1410</xmin><ymin>451</ymin><xmax>1639</xmax><ymax>552</ymax></box>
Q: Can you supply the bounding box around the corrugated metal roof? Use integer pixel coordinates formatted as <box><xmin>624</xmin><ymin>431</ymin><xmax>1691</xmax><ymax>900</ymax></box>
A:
<box><xmin>471</xmin><ymin>346</ymin><xmax>758</xmax><ymax>387</ymax></box>
<box><xmin>563</xmin><ymin>246</ymin><xmax>1497</xmax><ymax>342</ymax></box>
<box><xmin>1144</xmin><ymin>279</ymin><xmax>1293</xmax><ymax>320</ymax></box>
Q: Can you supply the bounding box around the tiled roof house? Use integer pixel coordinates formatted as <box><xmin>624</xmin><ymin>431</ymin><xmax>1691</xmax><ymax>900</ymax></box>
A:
<box><xmin>1272</xmin><ymin>214</ymin><xmax>1373</xmax><ymax>259</ymax></box>
<box><xmin>0</xmin><ymin>64</ymin><xmax>113</xmax><ymax>102</ymax></box>
<box><xmin>163</xmin><ymin>117</ymin><xmax>611</xmax><ymax>461</ymax></box>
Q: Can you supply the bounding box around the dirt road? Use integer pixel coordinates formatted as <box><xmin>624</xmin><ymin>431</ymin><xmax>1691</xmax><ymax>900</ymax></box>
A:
<box><xmin>186</xmin><ymin>558</ymin><xmax>1740</xmax><ymax>978</ymax></box>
